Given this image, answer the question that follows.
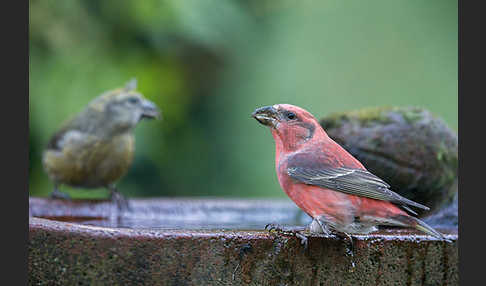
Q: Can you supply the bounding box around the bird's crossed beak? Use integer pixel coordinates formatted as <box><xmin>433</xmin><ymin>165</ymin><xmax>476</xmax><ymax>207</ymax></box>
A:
<box><xmin>141</xmin><ymin>99</ymin><xmax>161</xmax><ymax>120</ymax></box>
<box><xmin>252</xmin><ymin>105</ymin><xmax>279</xmax><ymax>128</ymax></box>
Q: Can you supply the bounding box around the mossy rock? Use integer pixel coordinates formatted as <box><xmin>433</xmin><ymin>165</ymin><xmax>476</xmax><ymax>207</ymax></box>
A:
<box><xmin>320</xmin><ymin>106</ymin><xmax>458</xmax><ymax>216</ymax></box>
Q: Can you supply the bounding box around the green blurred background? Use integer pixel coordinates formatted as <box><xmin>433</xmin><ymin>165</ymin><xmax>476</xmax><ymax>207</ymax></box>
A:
<box><xmin>29</xmin><ymin>0</ymin><xmax>457</xmax><ymax>199</ymax></box>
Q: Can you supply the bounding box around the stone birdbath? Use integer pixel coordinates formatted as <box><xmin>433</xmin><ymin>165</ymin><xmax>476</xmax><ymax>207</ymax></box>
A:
<box><xmin>29</xmin><ymin>197</ymin><xmax>458</xmax><ymax>285</ymax></box>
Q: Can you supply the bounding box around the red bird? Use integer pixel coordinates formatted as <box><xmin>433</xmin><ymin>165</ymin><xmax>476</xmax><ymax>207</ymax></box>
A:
<box><xmin>252</xmin><ymin>104</ymin><xmax>447</xmax><ymax>241</ymax></box>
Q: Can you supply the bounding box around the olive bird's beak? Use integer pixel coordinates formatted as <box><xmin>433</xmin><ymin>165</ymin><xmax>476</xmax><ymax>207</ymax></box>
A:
<box><xmin>252</xmin><ymin>105</ymin><xmax>278</xmax><ymax>128</ymax></box>
<box><xmin>141</xmin><ymin>99</ymin><xmax>161</xmax><ymax>120</ymax></box>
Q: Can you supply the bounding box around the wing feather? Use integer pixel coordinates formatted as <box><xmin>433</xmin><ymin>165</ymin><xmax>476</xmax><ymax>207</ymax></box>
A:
<box><xmin>287</xmin><ymin>166</ymin><xmax>429</xmax><ymax>211</ymax></box>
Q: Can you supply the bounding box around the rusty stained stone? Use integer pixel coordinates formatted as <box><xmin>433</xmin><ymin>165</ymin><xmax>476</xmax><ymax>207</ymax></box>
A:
<box><xmin>320</xmin><ymin>106</ymin><xmax>458</xmax><ymax>216</ymax></box>
<box><xmin>29</xmin><ymin>216</ymin><xmax>458</xmax><ymax>286</ymax></box>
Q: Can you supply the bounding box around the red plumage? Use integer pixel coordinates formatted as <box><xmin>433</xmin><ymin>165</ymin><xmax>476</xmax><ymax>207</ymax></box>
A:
<box><xmin>253</xmin><ymin>104</ymin><xmax>446</xmax><ymax>239</ymax></box>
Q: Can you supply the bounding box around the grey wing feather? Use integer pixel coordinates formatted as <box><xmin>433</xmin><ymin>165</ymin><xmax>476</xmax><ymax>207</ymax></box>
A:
<box><xmin>287</xmin><ymin>166</ymin><xmax>429</xmax><ymax>211</ymax></box>
<box><xmin>400</xmin><ymin>205</ymin><xmax>418</xmax><ymax>216</ymax></box>
<box><xmin>46</xmin><ymin>108</ymin><xmax>104</xmax><ymax>151</ymax></box>
<box><xmin>46</xmin><ymin>123</ymin><xmax>77</xmax><ymax>151</ymax></box>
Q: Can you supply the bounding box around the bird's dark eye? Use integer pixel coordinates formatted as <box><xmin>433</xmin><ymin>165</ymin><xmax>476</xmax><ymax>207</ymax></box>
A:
<box><xmin>287</xmin><ymin>112</ymin><xmax>296</xmax><ymax>120</ymax></box>
<box><xmin>127</xmin><ymin>97</ymin><xmax>140</xmax><ymax>104</ymax></box>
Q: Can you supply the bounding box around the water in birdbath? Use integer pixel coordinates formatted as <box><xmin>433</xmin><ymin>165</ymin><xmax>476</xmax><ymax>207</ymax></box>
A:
<box><xmin>29</xmin><ymin>197</ymin><xmax>309</xmax><ymax>231</ymax></box>
<box><xmin>29</xmin><ymin>197</ymin><xmax>457</xmax><ymax>239</ymax></box>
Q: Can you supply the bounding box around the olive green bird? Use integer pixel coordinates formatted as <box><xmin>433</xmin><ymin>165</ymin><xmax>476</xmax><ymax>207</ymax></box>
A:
<box><xmin>42</xmin><ymin>79</ymin><xmax>160</xmax><ymax>209</ymax></box>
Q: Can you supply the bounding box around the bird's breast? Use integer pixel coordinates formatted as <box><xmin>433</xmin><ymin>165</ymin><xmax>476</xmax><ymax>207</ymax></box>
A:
<box><xmin>94</xmin><ymin>133</ymin><xmax>135</xmax><ymax>185</ymax></box>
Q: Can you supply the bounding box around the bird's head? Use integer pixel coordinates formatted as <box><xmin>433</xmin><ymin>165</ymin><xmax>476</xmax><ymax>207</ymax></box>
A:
<box><xmin>252</xmin><ymin>104</ymin><xmax>326</xmax><ymax>151</ymax></box>
<box><xmin>88</xmin><ymin>79</ymin><xmax>161</xmax><ymax>134</ymax></box>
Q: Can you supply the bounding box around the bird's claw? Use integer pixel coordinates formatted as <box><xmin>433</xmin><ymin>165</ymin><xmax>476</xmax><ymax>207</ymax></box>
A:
<box><xmin>265</xmin><ymin>223</ymin><xmax>309</xmax><ymax>250</ymax></box>
<box><xmin>265</xmin><ymin>223</ymin><xmax>284</xmax><ymax>232</ymax></box>
<box><xmin>295</xmin><ymin>232</ymin><xmax>309</xmax><ymax>250</ymax></box>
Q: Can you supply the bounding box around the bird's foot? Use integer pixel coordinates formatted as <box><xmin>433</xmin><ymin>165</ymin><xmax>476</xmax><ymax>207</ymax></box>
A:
<box><xmin>49</xmin><ymin>189</ymin><xmax>71</xmax><ymax>200</ymax></box>
<box><xmin>265</xmin><ymin>223</ymin><xmax>285</xmax><ymax>232</ymax></box>
<box><xmin>109</xmin><ymin>190</ymin><xmax>130</xmax><ymax>211</ymax></box>
<box><xmin>265</xmin><ymin>223</ymin><xmax>309</xmax><ymax>250</ymax></box>
<box><xmin>265</xmin><ymin>223</ymin><xmax>305</xmax><ymax>234</ymax></box>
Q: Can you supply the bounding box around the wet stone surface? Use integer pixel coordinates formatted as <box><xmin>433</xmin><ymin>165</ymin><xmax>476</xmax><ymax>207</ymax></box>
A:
<box><xmin>29</xmin><ymin>197</ymin><xmax>458</xmax><ymax>285</ymax></box>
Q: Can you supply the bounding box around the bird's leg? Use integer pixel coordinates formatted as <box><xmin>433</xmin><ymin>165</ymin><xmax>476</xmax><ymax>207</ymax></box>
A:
<box><xmin>108</xmin><ymin>184</ymin><xmax>130</xmax><ymax>211</ymax></box>
<box><xmin>49</xmin><ymin>183</ymin><xmax>71</xmax><ymax>200</ymax></box>
<box><xmin>312</xmin><ymin>218</ymin><xmax>340</xmax><ymax>239</ymax></box>
<box><xmin>314</xmin><ymin>219</ymin><xmax>331</xmax><ymax>235</ymax></box>
<box><xmin>314</xmin><ymin>219</ymin><xmax>356</xmax><ymax>268</ymax></box>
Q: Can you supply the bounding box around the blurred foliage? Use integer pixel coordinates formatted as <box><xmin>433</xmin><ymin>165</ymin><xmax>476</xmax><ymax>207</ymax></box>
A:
<box><xmin>29</xmin><ymin>0</ymin><xmax>457</xmax><ymax>198</ymax></box>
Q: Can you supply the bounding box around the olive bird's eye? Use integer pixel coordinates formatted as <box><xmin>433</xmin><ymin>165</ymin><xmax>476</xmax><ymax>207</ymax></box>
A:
<box><xmin>287</xmin><ymin>112</ymin><xmax>296</xmax><ymax>120</ymax></box>
<box><xmin>128</xmin><ymin>97</ymin><xmax>140</xmax><ymax>104</ymax></box>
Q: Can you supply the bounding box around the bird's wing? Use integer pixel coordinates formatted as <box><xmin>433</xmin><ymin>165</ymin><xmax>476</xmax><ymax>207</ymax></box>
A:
<box><xmin>286</xmin><ymin>154</ymin><xmax>429</xmax><ymax>210</ymax></box>
<box><xmin>46</xmin><ymin>111</ymin><xmax>100</xmax><ymax>151</ymax></box>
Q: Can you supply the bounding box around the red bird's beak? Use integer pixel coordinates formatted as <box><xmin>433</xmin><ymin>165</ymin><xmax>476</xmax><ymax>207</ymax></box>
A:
<box><xmin>252</xmin><ymin>106</ymin><xmax>279</xmax><ymax>128</ymax></box>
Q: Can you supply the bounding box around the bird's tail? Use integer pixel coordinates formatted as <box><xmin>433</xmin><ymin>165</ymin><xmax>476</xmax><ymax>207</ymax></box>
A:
<box><xmin>410</xmin><ymin>216</ymin><xmax>452</xmax><ymax>242</ymax></box>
